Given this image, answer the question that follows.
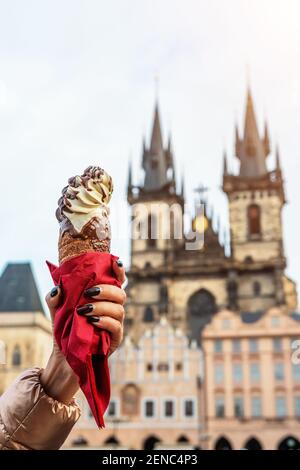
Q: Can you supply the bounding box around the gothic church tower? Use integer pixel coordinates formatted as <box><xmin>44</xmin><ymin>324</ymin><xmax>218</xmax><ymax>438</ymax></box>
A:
<box><xmin>127</xmin><ymin>102</ymin><xmax>184</xmax><ymax>271</ymax></box>
<box><xmin>223</xmin><ymin>88</ymin><xmax>296</xmax><ymax>309</ymax></box>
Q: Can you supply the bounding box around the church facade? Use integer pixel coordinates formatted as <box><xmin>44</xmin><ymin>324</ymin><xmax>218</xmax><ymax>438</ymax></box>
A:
<box><xmin>126</xmin><ymin>89</ymin><xmax>298</xmax><ymax>344</ymax></box>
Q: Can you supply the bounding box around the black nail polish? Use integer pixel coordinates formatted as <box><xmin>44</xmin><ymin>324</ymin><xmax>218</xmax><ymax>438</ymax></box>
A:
<box><xmin>77</xmin><ymin>304</ymin><xmax>94</xmax><ymax>315</ymax></box>
<box><xmin>87</xmin><ymin>316</ymin><xmax>99</xmax><ymax>323</ymax></box>
<box><xmin>116</xmin><ymin>260</ymin><xmax>123</xmax><ymax>267</ymax></box>
<box><xmin>84</xmin><ymin>287</ymin><xmax>101</xmax><ymax>298</ymax></box>
<box><xmin>50</xmin><ymin>287</ymin><xmax>58</xmax><ymax>298</ymax></box>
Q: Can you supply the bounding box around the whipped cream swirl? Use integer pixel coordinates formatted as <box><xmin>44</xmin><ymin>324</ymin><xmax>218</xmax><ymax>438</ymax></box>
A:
<box><xmin>56</xmin><ymin>166</ymin><xmax>113</xmax><ymax>236</ymax></box>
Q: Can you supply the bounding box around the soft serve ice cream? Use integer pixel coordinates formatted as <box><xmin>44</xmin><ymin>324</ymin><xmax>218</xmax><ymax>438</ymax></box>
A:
<box><xmin>56</xmin><ymin>166</ymin><xmax>113</xmax><ymax>264</ymax></box>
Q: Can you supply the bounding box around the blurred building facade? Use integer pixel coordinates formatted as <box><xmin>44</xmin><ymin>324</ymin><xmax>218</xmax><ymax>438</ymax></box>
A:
<box><xmin>65</xmin><ymin>317</ymin><xmax>204</xmax><ymax>449</ymax></box>
<box><xmin>126</xmin><ymin>89</ymin><xmax>297</xmax><ymax>345</ymax></box>
<box><xmin>121</xmin><ymin>88</ymin><xmax>299</xmax><ymax>449</ymax></box>
<box><xmin>1</xmin><ymin>88</ymin><xmax>300</xmax><ymax>450</ymax></box>
<box><xmin>0</xmin><ymin>263</ymin><xmax>52</xmax><ymax>394</ymax></box>
<box><xmin>202</xmin><ymin>307</ymin><xmax>300</xmax><ymax>450</ymax></box>
<box><xmin>69</xmin><ymin>88</ymin><xmax>300</xmax><ymax>449</ymax></box>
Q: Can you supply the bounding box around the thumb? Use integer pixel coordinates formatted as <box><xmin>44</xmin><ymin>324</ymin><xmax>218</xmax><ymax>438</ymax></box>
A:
<box><xmin>45</xmin><ymin>286</ymin><xmax>62</xmax><ymax>321</ymax></box>
<box><xmin>113</xmin><ymin>259</ymin><xmax>126</xmax><ymax>285</ymax></box>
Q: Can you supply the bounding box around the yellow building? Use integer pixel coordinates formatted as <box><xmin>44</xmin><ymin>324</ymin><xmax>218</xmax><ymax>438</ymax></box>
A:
<box><xmin>0</xmin><ymin>263</ymin><xmax>52</xmax><ymax>395</ymax></box>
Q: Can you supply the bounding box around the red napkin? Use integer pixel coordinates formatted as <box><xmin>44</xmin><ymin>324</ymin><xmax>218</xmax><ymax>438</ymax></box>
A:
<box><xmin>47</xmin><ymin>252</ymin><xmax>121</xmax><ymax>428</ymax></box>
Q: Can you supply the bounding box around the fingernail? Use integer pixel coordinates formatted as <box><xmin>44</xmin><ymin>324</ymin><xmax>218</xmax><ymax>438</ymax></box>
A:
<box><xmin>84</xmin><ymin>287</ymin><xmax>101</xmax><ymax>298</ymax></box>
<box><xmin>116</xmin><ymin>260</ymin><xmax>123</xmax><ymax>267</ymax></box>
<box><xmin>87</xmin><ymin>316</ymin><xmax>100</xmax><ymax>324</ymax></box>
<box><xmin>77</xmin><ymin>304</ymin><xmax>94</xmax><ymax>315</ymax></box>
<box><xmin>50</xmin><ymin>287</ymin><xmax>59</xmax><ymax>298</ymax></box>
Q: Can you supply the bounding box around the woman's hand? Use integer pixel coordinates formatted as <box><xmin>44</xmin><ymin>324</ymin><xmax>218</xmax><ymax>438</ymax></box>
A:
<box><xmin>41</xmin><ymin>259</ymin><xmax>126</xmax><ymax>404</ymax></box>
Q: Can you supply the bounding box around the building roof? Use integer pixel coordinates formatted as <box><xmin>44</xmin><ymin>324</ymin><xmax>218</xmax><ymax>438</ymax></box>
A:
<box><xmin>241</xmin><ymin>311</ymin><xmax>265</xmax><ymax>323</ymax></box>
<box><xmin>241</xmin><ymin>310</ymin><xmax>300</xmax><ymax>324</ymax></box>
<box><xmin>290</xmin><ymin>312</ymin><xmax>300</xmax><ymax>322</ymax></box>
<box><xmin>0</xmin><ymin>262</ymin><xmax>44</xmax><ymax>314</ymax></box>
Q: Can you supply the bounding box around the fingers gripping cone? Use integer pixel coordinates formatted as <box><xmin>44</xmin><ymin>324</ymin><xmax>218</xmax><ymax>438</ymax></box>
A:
<box><xmin>48</xmin><ymin>165</ymin><xmax>118</xmax><ymax>428</ymax></box>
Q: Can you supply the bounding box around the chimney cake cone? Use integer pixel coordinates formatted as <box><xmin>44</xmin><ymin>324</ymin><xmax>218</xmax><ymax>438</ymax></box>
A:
<box><xmin>56</xmin><ymin>166</ymin><xmax>113</xmax><ymax>265</ymax></box>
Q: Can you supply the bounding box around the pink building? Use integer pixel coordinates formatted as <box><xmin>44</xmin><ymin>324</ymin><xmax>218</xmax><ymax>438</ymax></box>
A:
<box><xmin>202</xmin><ymin>307</ymin><xmax>300</xmax><ymax>450</ymax></box>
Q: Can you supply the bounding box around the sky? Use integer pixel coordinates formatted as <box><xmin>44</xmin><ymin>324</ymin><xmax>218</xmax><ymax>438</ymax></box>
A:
<box><xmin>0</xmin><ymin>0</ymin><xmax>299</xmax><ymax>308</ymax></box>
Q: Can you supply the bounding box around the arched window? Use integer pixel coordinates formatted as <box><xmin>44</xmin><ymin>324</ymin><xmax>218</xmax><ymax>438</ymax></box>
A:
<box><xmin>177</xmin><ymin>435</ymin><xmax>190</xmax><ymax>443</ymax></box>
<box><xmin>248</xmin><ymin>204</ymin><xmax>261</xmax><ymax>237</ymax></box>
<box><xmin>215</xmin><ymin>436</ymin><xmax>233</xmax><ymax>450</ymax></box>
<box><xmin>104</xmin><ymin>436</ymin><xmax>120</xmax><ymax>446</ymax></box>
<box><xmin>71</xmin><ymin>436</ymin><xmax>88</xmax><ymax>446</ymax></box>
<box><xmin>143</xmin><ymin>306</ymin><xmax>154</xmax><ymax>323</ymax></box>
<box><xmin>121</xmin><ymin>383</ymin><xmax>140</xmax><ymax>416</ymax></box>
<box><xmin>253</xmin><ymin>281</ymin><xmax>261</xmax><ymax>296</ymax></box>
<box><xmin>147</xmin><ymin>213</ymin><xmax>157</xmax><ymax>248</ymax></box>
<box><xmin>187</xmin><ymin>289</ymin><xmax>217</xmax><ymax>343</ymax></box>
<box><xmin>143</xmin><ymin>435</ymin><xmax>161</xmax><ymax>451</ymax></box>
<box><xmin>244</xmin><ymin>437</ymin><xmax>263</xmax><ymax>450</ymax></box>
<box><xmin>12</xmin><ymin>345</ymin><xmax>21</xmax><ymax>366</ymax></box>
<box><xmin>278</xmin><ymin>436</ymin><xmax>300</xmax><ymax>450</ymax></box>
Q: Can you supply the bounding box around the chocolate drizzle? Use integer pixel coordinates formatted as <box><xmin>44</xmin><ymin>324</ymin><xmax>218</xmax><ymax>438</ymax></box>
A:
<box><xmin>56</xmin><ymin>166</ymin><xmax>113</xmax><ymax>249</ymax></box>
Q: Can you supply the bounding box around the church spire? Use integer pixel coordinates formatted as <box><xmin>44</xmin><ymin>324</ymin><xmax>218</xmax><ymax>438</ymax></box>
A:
<box><xmin>127</xmin><ymin>158</ymin><xmax>133</xmax><ymax>197</ymax></box>
<box><xmin>223</xmin><ymin>150</ymin><xmax>228</xmax><ymax>175</ymax></box>
<box><xmin>235</xmin><ymin>87</ymin><xmax>270</xmax><ymax>178</ymax></box>
<box><xmin>150</xmin><ymin>103</ymin><xmax>164</xmax><ymax>155</ymax></box>
<box><xmin>142</xmin><ymin>101</ymin><xmax>176</xmax><ymax>193</ymax></box>
<box><xmin>276</xmin><ymin>144</ymin><xmax>281</xmax><ymax>171</ymax></box>
<box><xmin>181</xmin><ymin>172</ymin><xmax>185</xmax><ymax>198</ymax></box>
<box><xmin>263</xmin><ymin>120</ymin><xmax>271</xmax><ymax>156</ymax></box>
<box><xmin>244</xmin><ymin>88</ymin><xmax>260</xmax><ymax>145</ymax></box>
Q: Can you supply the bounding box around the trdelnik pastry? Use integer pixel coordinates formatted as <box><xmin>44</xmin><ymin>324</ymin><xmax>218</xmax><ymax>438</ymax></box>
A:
<box><xmin>56</xmin><ymin>166</ymin><xmax>113</xmax><ymax>264</ymax></box>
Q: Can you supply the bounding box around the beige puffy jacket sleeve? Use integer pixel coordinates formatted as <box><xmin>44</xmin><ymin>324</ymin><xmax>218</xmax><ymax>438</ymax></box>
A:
<box><xmin>0</xmin><ymin>368</ymin><xmax>81</xmax><ymax>450</ymax></box>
